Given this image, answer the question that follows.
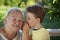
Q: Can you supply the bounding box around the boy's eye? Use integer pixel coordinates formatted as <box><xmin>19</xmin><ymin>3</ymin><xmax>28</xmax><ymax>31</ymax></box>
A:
<box><xmin>26</xmin><ymin>18</ymin><xmax>30</xmax><ymax>21</ymax></box>
<box><xmin>29</xmin><ymin>18</ymin><xmax>30</xmax><ymax>20</ymax></box>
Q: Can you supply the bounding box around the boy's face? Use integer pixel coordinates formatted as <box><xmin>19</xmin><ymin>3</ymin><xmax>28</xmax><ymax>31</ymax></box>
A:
<box><xmin>4</xmin><ymin>11</ymin><xmax>23</xmax><ymax>32</ymax></box>
<box><xmin>26</xmin><ymin>12</ymin><xmax>39</xmax><ymax>27</ymax></box>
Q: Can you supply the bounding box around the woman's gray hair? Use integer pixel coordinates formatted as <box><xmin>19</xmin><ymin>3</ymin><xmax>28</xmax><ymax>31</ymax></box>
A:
<box><xmin>5</xmin><ymin>7</ymin><xmax>24</xmax><ymax>17</ymax></box>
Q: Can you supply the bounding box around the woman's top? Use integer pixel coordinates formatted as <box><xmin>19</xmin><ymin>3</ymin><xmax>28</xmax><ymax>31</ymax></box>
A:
<box><xmin>0</xmin><ymin>30</ymin><xmax>22</xmax><ymax>40</ymax></box>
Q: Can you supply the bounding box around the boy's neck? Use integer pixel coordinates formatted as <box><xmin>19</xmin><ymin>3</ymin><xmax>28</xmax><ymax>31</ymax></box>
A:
<box><xmin>33</xmin><ymin>23</ymin><xmax>43</xmax><ymax>30</ymax></box>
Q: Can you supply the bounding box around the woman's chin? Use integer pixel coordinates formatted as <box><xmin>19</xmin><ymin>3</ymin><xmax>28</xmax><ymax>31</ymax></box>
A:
<box><xmin>13</xmin><ymin>27</ymin><xmax>20</xmax><ymax>32</ymax></box>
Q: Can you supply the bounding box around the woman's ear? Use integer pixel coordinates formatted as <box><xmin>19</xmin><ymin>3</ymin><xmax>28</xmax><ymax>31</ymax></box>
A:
<box><xmin>3</xmin><ymin>18</ymin><xmax>7</xmax><ymax>24</ymax></box>
<box><xmin>36</xmin><ymin>18</ymin><xmax>40</xmax><ymax>23</ymax></box>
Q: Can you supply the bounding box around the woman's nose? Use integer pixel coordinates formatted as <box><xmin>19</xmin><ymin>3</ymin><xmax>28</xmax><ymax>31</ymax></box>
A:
<box><xmin>16</xmin><ymin>21</ymin><xmax>20</xmax><ymax>24</ymax></box>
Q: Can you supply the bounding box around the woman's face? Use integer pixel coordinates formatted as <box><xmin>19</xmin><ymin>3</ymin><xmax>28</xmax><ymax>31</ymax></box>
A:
<box><xmin>4</xmin><ymin>11</ymin><xmax>23</xmax><ymax>32</ymax></box>
<box><xmin>26</xmin><ymin>12</ymin><xmax>38</xmax><ymax>27</ymax></box>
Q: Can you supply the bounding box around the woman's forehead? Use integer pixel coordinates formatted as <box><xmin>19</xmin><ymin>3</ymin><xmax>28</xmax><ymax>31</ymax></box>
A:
<box><xmin>6</xmin><ymin>11</ymin><xmax>23</xmax><ymax>20</ymax></box>
<box><xmin>9</xmin><ymin>11</ymin><xmax>23</xmax><ymax>17</ymax></box>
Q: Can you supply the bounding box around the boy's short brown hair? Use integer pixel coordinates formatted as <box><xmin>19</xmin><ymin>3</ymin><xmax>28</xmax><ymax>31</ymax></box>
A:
<box><xmin>26</xmin><ymin>5</ymin><xmax>45</xmax><ymax>23</ymax></box>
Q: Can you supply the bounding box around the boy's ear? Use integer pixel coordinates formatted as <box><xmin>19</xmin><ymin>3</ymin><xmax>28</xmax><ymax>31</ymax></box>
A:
<box><xmin>36</xmin><ymin>18</ymin><xmax>40</xmax><ymax>23</ymax></box>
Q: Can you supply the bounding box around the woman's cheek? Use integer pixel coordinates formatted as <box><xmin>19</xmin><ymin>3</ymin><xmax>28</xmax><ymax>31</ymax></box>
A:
<box><xmin>19</xmin><ymin>22</ymin><xmax>22</xmax><ymax>29</ymax></box>
<box><xmin>10</xmin><ymin>21</ymin><xmax>14</xmax><ymax>27</ymax></box>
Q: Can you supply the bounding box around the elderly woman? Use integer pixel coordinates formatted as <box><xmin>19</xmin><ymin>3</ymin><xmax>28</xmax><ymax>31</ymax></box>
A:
<box><xmin>0</xmin><ymin>7</ymin><xmax>24</xmax><ymax>40</ymax></box>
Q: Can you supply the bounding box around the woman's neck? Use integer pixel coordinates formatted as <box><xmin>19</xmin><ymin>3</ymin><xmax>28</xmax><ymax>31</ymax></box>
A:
<box><xmin>33</xmin><ymin>23</ymin><xmax>43</xmax><ymax>30</ymax></box>
<box><xmin>4</xmin><ymin>27</ymin><xmax>17</xmax><ymax>39</ymax></box>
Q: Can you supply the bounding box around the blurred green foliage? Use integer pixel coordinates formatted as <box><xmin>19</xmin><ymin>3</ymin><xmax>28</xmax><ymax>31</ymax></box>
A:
<box><xmin>35</xmin><ymin>0</ymin><xmax>60</xmax><ymax>28</ymax></box>
<box><xmin>44</xmin><ymin>0</ymin><xmax>60</xmax><ymax>20</ymax></box>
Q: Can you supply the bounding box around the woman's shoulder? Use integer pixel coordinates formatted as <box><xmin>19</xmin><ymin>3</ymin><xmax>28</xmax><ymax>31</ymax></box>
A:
<box><xmin>0</xmin><ymin>27</ymin><xmax>2</xmax><ymax>33</ymax></box>
<box><xmin>0</xmin><ymin>27</ymin><xmax>4</xmax><ymax>36</ymax></box>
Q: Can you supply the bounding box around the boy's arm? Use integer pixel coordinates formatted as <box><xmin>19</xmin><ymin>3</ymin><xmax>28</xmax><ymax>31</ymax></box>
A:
<box><xmin>22</xmin><ymin>22</ymin><xmax>32</xmax><ymax>40</ymax></box>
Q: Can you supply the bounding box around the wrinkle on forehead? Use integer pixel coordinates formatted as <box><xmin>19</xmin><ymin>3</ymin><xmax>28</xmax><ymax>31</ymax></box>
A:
<box><xmin>5</xmin><ymin>11</ymin><xmax>23</xmax><ymax>21</ymax></box>
<box><xmin>8</xmin><ymin>11</ymin><xmax>23</xmax><ymax>18</ymax></box>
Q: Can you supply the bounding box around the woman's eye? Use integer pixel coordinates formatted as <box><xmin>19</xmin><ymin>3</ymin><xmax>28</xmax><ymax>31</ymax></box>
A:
<box><xmin>14</xmin><ymin>19</ymin><xmax>16</xmax><ymax>21</ymax></box>
<box><xmin>19</xmin><ymin>20</ymin><xmax>23</xmax><ymax>22</ymax></box>
<box><xmin>19</xmin><ymin>20</ymin><xmax>21</xmax><ymax>22</ymax></box>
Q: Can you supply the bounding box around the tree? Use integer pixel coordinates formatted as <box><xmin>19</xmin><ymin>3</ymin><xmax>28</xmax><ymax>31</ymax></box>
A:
<box><xmin>35</xmin><ymin>0</ymin><xmax>60</xmax><ymax>20</ymax></box>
